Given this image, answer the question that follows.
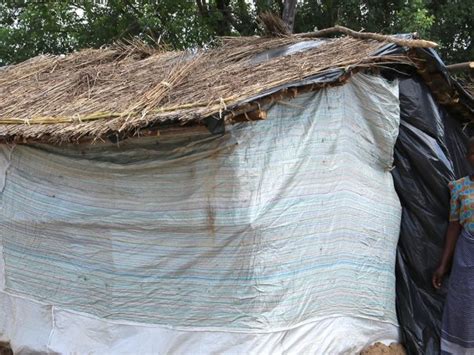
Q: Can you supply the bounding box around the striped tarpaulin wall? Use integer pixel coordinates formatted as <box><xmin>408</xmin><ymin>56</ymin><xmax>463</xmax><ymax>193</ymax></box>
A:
<box><xmin>0</xmin><ymin>73</ymin><xmax>401</xmax><ymax>332</ymax></box>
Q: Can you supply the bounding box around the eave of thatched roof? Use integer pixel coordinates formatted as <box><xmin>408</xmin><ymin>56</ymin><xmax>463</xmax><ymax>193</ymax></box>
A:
<box><xmin>0</xmin><ymin>33</ymin><xmax>470</xmax><ymax>144</ymax></box>
<box><xmin>447</xmin><ymin>62</ymin><xmax>474</xmax><ymax>98</ymax></box>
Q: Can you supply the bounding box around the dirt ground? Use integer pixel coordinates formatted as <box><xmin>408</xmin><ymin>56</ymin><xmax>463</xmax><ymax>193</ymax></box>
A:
<box><xmin>0</xmin><ymin>343</ymin><xmax>12</xmax><ymax>355</ymax></box>
<box><xmin>361</xmin><ymin>342</ymin><xmax>406</xmax><ymax>355</ymax></box>
<box><xmin>0</xmin><ymin>341</ymin><xmax>406</xmax><ymax>354</ymax></box>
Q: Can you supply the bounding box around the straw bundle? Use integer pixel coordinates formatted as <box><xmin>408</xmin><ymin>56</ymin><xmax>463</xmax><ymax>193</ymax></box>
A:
<box><xmin>0</xmin><ymin>34</ymin><xmax>419</xmax><ymax>144</ymax></box>
<box><xmin>259</xmin><ymin>11</ymin><xmax>291</xmax><ymax>37</ymax></box>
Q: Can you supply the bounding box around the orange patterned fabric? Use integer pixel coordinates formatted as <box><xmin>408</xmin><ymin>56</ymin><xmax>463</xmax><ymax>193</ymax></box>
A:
<box><xmin>448</xmin><ymin>176</ymin><xmax>474</xmax><ymax>231</ymax></box>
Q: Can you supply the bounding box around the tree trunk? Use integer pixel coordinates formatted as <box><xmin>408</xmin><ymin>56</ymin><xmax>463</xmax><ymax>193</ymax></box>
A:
<box><xmin>195</xmin><ymin>0</ymin><xmax>208</xmax><ymax>17</ymax></box>
<box><xmin>215</xmin><ymin>0</ymin><xmax>232</xmax><ymax>36</ymax></box>
<box><xmin>282</xmin><ymin>0</ymin><xmax>297</xmax><ymax>33</ymax></box>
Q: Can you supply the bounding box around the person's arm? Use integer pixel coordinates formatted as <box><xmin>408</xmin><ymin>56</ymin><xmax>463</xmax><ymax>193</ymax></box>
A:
<box><xmin>432</xmin><ymin>221</ymin><xmax>462</xmax><ymax>289</ymax></box>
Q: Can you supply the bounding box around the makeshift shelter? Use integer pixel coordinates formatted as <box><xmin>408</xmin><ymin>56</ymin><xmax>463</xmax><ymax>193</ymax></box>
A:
<box><xmin>0</xmin><ymin>32</ymin><xmax>472</xmax><ymax>354</ymax></box>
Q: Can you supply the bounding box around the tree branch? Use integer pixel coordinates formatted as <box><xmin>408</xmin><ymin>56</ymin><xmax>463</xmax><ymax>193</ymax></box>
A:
<box><xmin>296</xmin><ymin>25</ymin><xmax>438</xmax><ymax>48</ymax></box>
<box><xmin>447</xmin><ymin>62</ymin><xmax>474</xmax><ymax>72</ymax></box>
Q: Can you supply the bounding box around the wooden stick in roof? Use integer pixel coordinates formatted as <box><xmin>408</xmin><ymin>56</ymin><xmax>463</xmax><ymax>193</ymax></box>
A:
<box><xmin>447</xmin><ymin>62</ymin><xmax>474</xmax><ymax>72</ymax></box>
<box><xmin>296</xmin><ymin>25</ymin><xmax>438</xmax><ymax>48</ymax></box>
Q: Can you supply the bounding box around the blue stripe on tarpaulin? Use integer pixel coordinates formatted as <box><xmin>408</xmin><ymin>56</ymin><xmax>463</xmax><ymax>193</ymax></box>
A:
<box><xmin>0</xmin><ymin>73</ymin><xmax>402</xmax><ymax>330</ymax></box>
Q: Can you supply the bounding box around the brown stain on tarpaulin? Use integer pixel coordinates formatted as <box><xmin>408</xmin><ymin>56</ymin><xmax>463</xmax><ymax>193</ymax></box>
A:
<box><xmin>207</xmin><ymin>201</ymin><xmax>216</xmax><ymax>237</ymax></box>
<box><xmin>206</xmin><ymin>147</ymin><xmax>219</xmax><ymax>238</ymax></box>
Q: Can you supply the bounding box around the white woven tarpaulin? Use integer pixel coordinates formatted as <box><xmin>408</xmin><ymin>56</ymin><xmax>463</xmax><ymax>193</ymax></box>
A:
<box><xmin>0</xmin><ymin>73</ymin><xmax>401</xmax><ymax>354</ymax></box>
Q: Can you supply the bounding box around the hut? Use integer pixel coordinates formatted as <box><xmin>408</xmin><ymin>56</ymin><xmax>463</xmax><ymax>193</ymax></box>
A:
<box><xmin>0</xmin><ymin>30</ymin><xmax>472</xmax><ymax>354</ymax></box>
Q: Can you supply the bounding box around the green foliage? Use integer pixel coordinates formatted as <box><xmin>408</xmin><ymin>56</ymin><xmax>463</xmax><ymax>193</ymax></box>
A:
<box><xmin>295</xmin><ymin>0</ymin><xmax>435</xmax><ymax>35</ymax></box>
<box><xmin>428</xmin><ymin>0</ymin><xmax>473</xmax><ymax>64</ymax></box>
<box><xmin>76</xmin><ymin>0</ymin><xmax>212</xmax><ymax>49</ymax></box>
<box><xmin>0</xmin><ymin>0</ymin><xmax>472</xmax><ymax>66</ymax></box>
<box><xmin>0</xmin><ymin>1</ymin><xmax>81</xmax><ymax>65</ymax></box>
<box><xmin>395</xmin><ymin>0</ymin><xmax>434</xmax><ymax>36</ymax></box>
<box><xmin>294</xmin><ymin>0</ymin><xmax>471</xmax><ymax>64</ymax></box>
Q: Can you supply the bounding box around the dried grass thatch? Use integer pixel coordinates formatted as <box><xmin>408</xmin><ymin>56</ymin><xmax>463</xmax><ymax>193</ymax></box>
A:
<box><xmin>457</xmin><ymin>76</ymin><xmax>474</xmax><ymax>98</ymax></box>
<box><xmin>259</xmin><ymin>11</ymin><xmax>291</xmax><ymax>37</ymax></box>
<box><xmin>0</xmin><ymin>34</ymin><xmax>422</xmax><ymax>144</ymax></box>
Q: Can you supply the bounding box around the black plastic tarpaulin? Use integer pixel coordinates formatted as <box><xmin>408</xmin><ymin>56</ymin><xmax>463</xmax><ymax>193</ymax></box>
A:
<box><xmin>393</xmin><ymin>74</ymin><xmax>471</xmax><ymax>354</ymax></box>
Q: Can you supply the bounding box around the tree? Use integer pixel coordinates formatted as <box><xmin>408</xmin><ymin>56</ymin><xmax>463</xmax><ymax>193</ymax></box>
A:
<box><xmin>0</xmin><ymin>1</ymin><xmax>81</xmax><ymax>65</ymax></box>
<box><xmin>282</xmin><ymin>0</ymin><xmax>297</xmax><ymax>32</ymax></box>
<box><xmin>294</xmin><ymin>0</ymin><xmax>435</xmax><ymax>36</ymax></box>
<box><xmin>0</xmin><ymin>0</ymin><xmax>213</xmax><ymax>66</ymax></box>
<box><xmin>0</xmin><ymin>0</ymin><xmax>472</xmax><ymax>66</ymax></box>
<box><xmin>428</xmin><ymin>0</ymin><xmax>473</xmax><ymax>64</ymax></box>
<box><xmin>293</xmin><ymin>0</ymin><xmax>471</xmax><ymax>64</ymax></box>
<box><xmin>76</xmin><ymin>0</ymin><xmax>212</xmax><ymax>49</ymax></box>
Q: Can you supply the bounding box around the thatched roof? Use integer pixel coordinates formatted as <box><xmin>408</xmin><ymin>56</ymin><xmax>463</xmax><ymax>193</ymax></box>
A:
<box><xmin>0</xmin><ymin>33</ymin><xmax>468</xmax><ymax>144</ymax></box>
<box><xmin>456</xmin><ymin>76</ymin><xmax>474</xmax><ymax>98</ymax></box>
